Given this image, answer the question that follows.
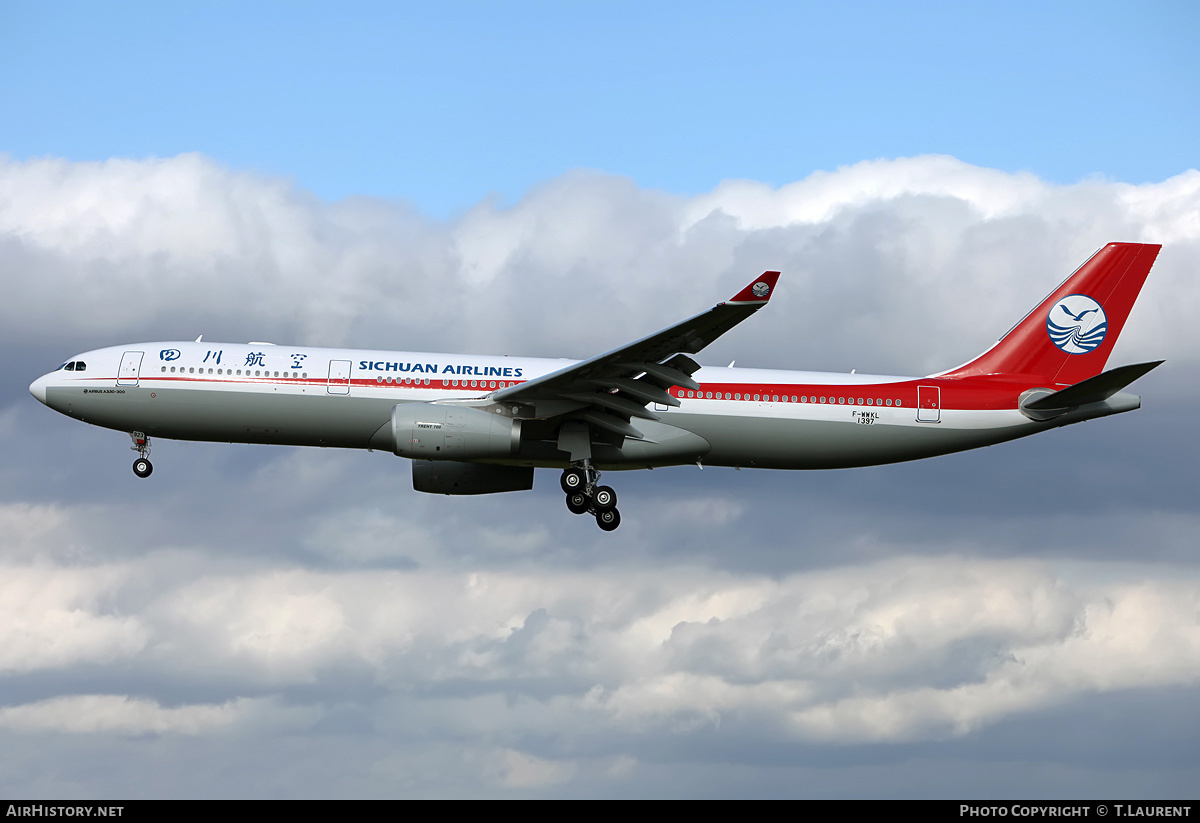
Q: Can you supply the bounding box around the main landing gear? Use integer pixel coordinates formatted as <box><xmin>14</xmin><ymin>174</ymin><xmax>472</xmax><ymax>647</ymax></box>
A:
<box><xmin>130</xmin><ymin>431</ymin><xmax>153</xmax><ymax>478</ymax></box>
<box><xmin>561</xmin><ymin>463</ymin><xmax>621</xmax><ymax>531</ymax></box>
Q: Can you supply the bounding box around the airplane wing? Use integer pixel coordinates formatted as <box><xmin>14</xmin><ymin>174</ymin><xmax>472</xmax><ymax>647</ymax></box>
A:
<box><xmin>491</xmin><ymin>271</ymin><xmax>780</xmax><ymax>440</ymax></box>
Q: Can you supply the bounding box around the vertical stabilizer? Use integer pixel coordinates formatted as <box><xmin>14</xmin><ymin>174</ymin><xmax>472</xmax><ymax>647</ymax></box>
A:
<box><xmin>942</xmin><ymin>243</ymin><xmax>1160</xmax><ymax>384</ymax></box>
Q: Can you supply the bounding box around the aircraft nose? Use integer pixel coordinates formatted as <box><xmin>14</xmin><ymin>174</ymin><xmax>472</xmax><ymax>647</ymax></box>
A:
<box><xmin>29</xmin><ymin>374</ymin><xmax>49</xmax><ymax>405</ymax></box>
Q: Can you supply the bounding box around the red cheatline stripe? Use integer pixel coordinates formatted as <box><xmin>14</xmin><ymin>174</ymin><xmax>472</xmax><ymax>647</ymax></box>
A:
<box><xmin>82</xmin><ymin>373</ymin><xmax>1033</xmax><ymax>410</ymax></box>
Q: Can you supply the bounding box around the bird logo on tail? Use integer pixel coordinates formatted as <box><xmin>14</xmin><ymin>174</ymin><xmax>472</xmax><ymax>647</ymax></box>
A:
<box><xmin>1047</xmin><ymin>294</ymin><xmax>1108</xmax><ymax>354</ymax></box>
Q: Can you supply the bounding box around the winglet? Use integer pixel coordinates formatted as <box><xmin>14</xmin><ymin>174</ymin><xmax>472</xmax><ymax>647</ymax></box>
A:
<box><xmin>725</xmin><ymin>271</ymin><xmax>781</xmax><ymax>305</ymax></box>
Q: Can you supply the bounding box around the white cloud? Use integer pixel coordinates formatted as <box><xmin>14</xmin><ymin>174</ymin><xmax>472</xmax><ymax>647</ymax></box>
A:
<box><xmin>3</xmin><ymin>552</ymin><xmax>1196</xmax><ymax>747</ymax></box>
<box><xmin>680</xmin><ymin>155</ymin><xmax>1050</xmax><ymax>230</ymax></box>
<box><xmin>495</xmin><ymin>748</ymin><xmax>579</xmax><ymax>789</ymax></box>
<box><xmin>0</xmin><ymin>562</ymin><xmax>147</xmax><ymax>672</ymax></box>
<box><xmin>0</xmin><ymin>694</ymin><xmax>306</xmax><ymax>735</ymax></box>
<box><xmin>2</xmin><ymin>153</ymin><xmax>1196</xmax><ymax>375</ymax></box>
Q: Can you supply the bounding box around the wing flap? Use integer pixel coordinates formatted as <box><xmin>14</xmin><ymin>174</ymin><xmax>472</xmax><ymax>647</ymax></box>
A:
<box><xmin>580</xmin><ymin>410</ymin><xmax>645</xmax><ymax>439</ymax></box>
<box><xmin>562</xmin><ymin>391</ymin><xmax>661</xmax><ymax>421</ymax></box>
<box><xmin>618</xmin><ymin>356</ymin><xmax>701</xmax><ymax>391</ymax></box>
<box><xmin>591</xmin><ymin>377</ymin><xmax>681</xmax><ymax>407</ymax></box>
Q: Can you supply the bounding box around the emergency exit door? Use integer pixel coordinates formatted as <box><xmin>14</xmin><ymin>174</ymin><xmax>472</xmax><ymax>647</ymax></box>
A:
<box><xmin>117</xmin><ymin>351</ymin><xmax>144</xmax><ymax>387</ymax></box>
<box><xmin>327</xmin><ymin>360</ymin><xmax>352</xmax><ymax>395</ymax></box>
<box><xmin>916</xmin><ymin>385</ymin><xmax>941</xmax><ymax>423</ymax></box>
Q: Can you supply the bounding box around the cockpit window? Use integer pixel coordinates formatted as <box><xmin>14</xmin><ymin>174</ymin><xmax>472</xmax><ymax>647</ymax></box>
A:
<box><xmin>74</xmin><ymin>362</ymin><xmax>86</xmax><ymax>372</ymax></box>
<box><xmin>64</xmin><ymin>362</ymin><xmax>75</xmax><ymax>371</ymax></box>
<box><xmin>59</xmin><ymin>362</ymin><xmax>71</xmax><ymax>371</ymax></box>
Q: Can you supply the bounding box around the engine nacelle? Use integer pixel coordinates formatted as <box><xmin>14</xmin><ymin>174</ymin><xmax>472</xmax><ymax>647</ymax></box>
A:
<box><xmin>412</xmin><ymin>460</ymin><xmax>534</xmax><ymax>495</ymax></box>
<box><xmin>391</xmin><ymin>403</ymin><xmax>521</xmax><ymax>460</ymax></box>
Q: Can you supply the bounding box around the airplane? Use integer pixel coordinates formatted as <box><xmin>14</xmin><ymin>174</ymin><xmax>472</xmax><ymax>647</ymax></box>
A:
<box><xmin>29</xmin><ymin>242</ymin><xmax>1163</xmax><ymax>532</ymax></box>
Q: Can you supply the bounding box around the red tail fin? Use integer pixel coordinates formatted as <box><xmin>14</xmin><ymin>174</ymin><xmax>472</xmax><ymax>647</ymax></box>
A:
<box><xmin>941</xmin><ymin>243</ymin><xmax>1160</xmax><ymax>384</ymax></box>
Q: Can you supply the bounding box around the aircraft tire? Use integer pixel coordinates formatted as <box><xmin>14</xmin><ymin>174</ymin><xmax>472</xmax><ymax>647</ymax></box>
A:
<box><xmin>592</xmin><ymin>485</ymin><xmax>617</xmax><ymax>512</ymax></box>
<box><xmin>566</xmin><ymin>492</ymin><xmax>590</xmax><ymax>515</ymax></box>
<box><xmin>133</xmin><ymin>458</ymin><xmax>153</xmax><ymax>478</ymax></box>
<box><xmin>560</xmin><ymin>467</ymin><xmax>586</xmax><ymax>494</ymax></box>
<box><xmin>596</xmin><ymin>508</ymin><xmax>620</xmax><ymax>531</ymax></box>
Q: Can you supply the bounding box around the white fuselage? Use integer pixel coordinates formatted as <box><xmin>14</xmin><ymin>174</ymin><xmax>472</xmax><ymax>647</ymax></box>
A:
<box><xmin>29</xmin><ymin>340</ymin><xmax>1138</xmax><ymax>471</ymax></box>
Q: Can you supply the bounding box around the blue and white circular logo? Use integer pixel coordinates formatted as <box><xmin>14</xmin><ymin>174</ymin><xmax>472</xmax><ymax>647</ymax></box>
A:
<box><xmin>1046</xmin><ymin>294</ymin><xmax>1108</xmax><ymax>354</ymax></box>
<box><xmin>751</xmin><ymin>281</ymin><xmax>770</xmax><ymax>298</ymax></box>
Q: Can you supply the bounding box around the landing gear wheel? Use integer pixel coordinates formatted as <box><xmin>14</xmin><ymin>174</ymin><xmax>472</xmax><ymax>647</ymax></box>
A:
<box><xmin>132</xmin><ymin>458</ymin><xmax>153</xmax><ymax>478</ymax></box>
<box><xmin>565</xmin><ymin>492</ymin><xmax>590</xmax><ymax>515</ymax></box>
<box><xmin>596</xmin><ymin>508</ymin><xmax>621</xmax><ymax>531</ymax></box>
<box><xmin>560</xmin><ymin>467</ymin><xmax>587</xmax><ymax>494</ymax></box>
<box><xmin>592</xmin><ymin>485</ymin><xmax>617</xmax><ymax>512</ymax></box>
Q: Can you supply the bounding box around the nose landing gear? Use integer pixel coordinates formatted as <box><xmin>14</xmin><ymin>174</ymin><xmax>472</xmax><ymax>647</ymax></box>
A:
<box><xmin>130</xmin><ymin>431</ymin><xmax>153</xmax><ymax>478</ymax></box>
<box><xmin>561</xmin><ymin>462</ymin><xmax>621</xmax><ymax>530</ymax></box>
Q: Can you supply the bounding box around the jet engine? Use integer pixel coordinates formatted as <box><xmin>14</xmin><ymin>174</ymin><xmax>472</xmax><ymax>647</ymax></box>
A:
<box><xmin>412</xmin><ymin>460</ymin><xmax>534</xmax><ymax>495</ymax></box>
<box><xmin>390</xmin><ymin>403</ymin><xmax>522</xmax><ymax>460</ymax></box>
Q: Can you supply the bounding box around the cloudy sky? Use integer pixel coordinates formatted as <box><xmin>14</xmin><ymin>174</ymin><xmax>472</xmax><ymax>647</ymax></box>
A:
<box><xmin>2</xmin><ymin>1</ymin><xmax>1198</xmax><ymax>798</ymax></box>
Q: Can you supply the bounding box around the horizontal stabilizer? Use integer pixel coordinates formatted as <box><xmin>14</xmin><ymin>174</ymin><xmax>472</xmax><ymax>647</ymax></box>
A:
<box><xmin>1024</xmin><ymin>360</ymin><xmax>1164</xmax><ymax>411</ymax></box>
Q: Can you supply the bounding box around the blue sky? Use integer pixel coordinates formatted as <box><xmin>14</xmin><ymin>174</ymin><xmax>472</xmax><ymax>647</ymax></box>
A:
<box><xmin>2</xmin><ymin>0</ymin><xmax>1199</xmax><ymax>800</ymax></box>
<box><xmin>3</xmin><ymin>1</ymin><xmax>1197</xmax><ymax>215</ymax></box>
